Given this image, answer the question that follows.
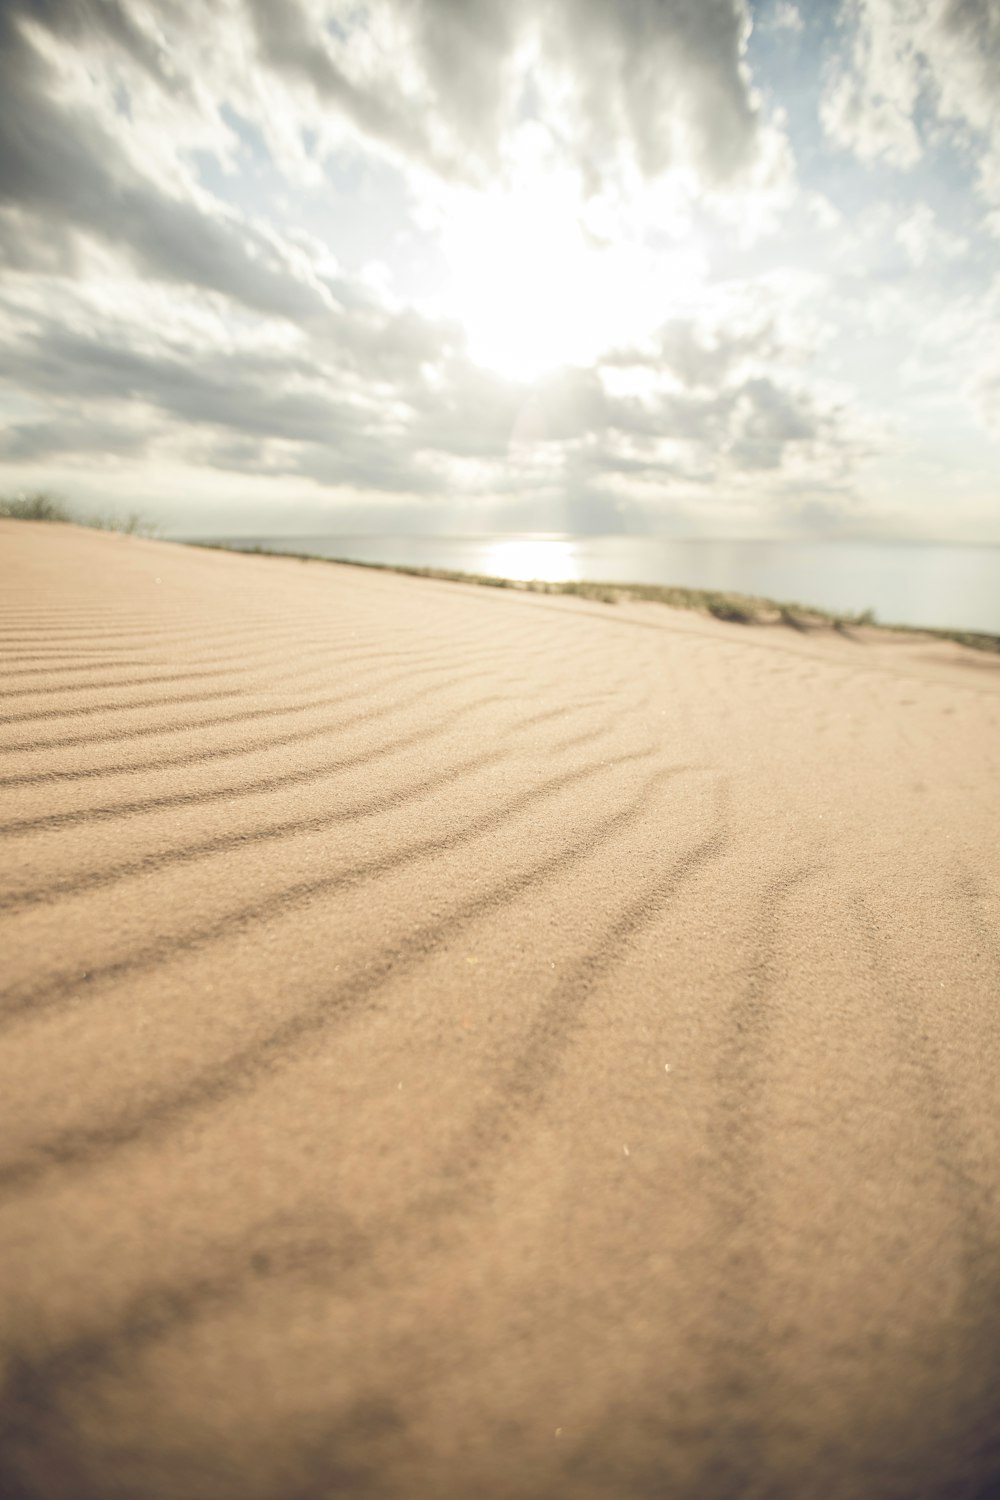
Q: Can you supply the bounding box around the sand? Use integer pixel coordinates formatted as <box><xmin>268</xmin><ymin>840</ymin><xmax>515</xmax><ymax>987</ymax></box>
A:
<box><xmin>1</xmin><ymin>517</ymin><xmax>999</xmax><ymax>1500</ymax></box>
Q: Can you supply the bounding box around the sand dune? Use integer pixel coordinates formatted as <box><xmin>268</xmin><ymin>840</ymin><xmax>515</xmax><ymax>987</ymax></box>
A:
<box><xmin>1</xmin><ymin>518</ymin><xmax>999</xmax><ymax>1500</ymax></box>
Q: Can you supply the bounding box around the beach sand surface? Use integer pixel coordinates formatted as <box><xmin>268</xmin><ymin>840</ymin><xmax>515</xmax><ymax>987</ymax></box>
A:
<box><xmin>1</xmin><ymin>519</ymin><xmax>999</xmax><ymax>1499</ymax></box>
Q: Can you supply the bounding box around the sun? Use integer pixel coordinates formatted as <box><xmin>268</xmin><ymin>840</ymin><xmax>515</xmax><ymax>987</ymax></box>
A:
<box><xmin>439</xmin><ymin>187</ymin><xmax>588</xmax><ymax>379</ymax></box>
<box><xmin>439</xmin><ymin>175</ymin><xmax>661</xmax><ymax>382</ymax></box>
<box><xmin>436</xmin><ymin>167</ymin><xmax>706</xmax><ymax>383</ymax></box>
<box><xmin>429</xmin><ymin>131</ymin><xmax>708</xmax><ymax>384</ymax></box>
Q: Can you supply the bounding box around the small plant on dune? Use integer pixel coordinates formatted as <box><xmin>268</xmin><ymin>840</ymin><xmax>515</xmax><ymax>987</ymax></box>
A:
<box><xmin>777</xmin><ymin>605</ymin><xmax>809</xmax><ymax>632</ymax></box>
<box><xmin>0</xmin><ymin>491</ymin><xmax>72</xmax><ymax>522</ymax></box>
<box><xmin>84</xmin><ymin>509</ymin><xmax>158</xmax><ymax>536</ymax></box>
<box><xmin>705</xmin><ymin>595</ymin><xmax>755</xmax><ymax>624</ymax></box>
<box><xmin>0</xmin><ymin>491</ymin><xmax>157</xmax><ymax>536</ymax></box>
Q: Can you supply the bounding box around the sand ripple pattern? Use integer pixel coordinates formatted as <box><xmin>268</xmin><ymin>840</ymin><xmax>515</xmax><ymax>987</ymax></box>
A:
<box><xmin>2</xmin><ymin>522</ymin><xmax>1000</xmax><ymax>1500</ymax></box>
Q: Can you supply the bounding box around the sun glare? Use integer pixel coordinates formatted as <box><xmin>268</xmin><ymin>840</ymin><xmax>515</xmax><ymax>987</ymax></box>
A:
<box><xmin>480</xmin><ymin>537</ymin><xmax>579</xmax><ymax>583</ymax></box>
<box><xmin>442</xmin><ymin>188</ymin><xmax>591</xmax><ymax>378</ymax></box>
<box><xmin>439</xmin><ymin>170</ymin><xmax>693</xmax><ymax>382</ymax></box>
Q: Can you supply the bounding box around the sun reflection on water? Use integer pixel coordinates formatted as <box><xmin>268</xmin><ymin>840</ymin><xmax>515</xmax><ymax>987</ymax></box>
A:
<box><xmin>479</xmin><ymin>537</ymin><xmax>580</xmax><ymax>584</ymax></box>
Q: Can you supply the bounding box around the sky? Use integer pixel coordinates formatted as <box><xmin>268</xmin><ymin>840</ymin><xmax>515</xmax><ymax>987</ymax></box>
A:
<box><xmin>0</xmin><ymin>0</ymin><xmax>998</xmax><ymax>541</ymax></box>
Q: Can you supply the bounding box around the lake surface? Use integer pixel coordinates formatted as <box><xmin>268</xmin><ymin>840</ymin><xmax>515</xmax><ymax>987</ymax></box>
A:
<box><xmin>200</xmin><ymin>534</ymin><xmax>1000</xmax><ymax>635</ymax></box>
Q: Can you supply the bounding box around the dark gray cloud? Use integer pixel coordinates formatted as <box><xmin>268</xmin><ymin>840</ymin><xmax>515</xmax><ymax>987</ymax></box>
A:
<box><xmin>244</xmin><ymin>0</ymin><xmax>762</xmax><ymax>186</ymax></box>
<box><xmin>0</xmin><ymin>1</ymin><xmax>328</xmax><ymax>318</ymax></box>
<box><xmin>0</xmin><ymin>297</ymin><xmax>457</xmax><ymax>495</ymax></box>
<box><xmin>0</xmin><ymin>412</ymin><xmax>150</xmax><ymax>462</ymax></box>
<box><xmin>726</xmin><ymin>375</ymin><xmax>819</xmax><ymax>469</ymax></box>
<box><xmin>656</xmin><ymin>318</ymin><xmax>779</xmax><ymax>389</ymax></box>
<box><xmin>1</xmin><ymin>320</ymin><xmax>379</xmax><ymax>449</ymax></box>
<box><xmin>409</xmin><ymin>0</ymin><xmax>521</xmax><ymax>159</ymax></box>
<box><xmin>18</xmin><ymin>0</ymin><xmax>183</xmax><ymax>91</ymax></box>
<box><xmin>543</xmin><ymin>0</ymin><xmax>758</xmax><ymax>182</ymax></box>
<box><xmin>0</xmin><ymin>206</ymin><xmax>78</xmax><ymax>276</ymax></box>
<box><xmin>941</xmin><ymin>0</ymin><xmax>1000</xmax><ymax>88</ymax></box>
<box><xmin>244</xmin><ymin>0</ymin><xmax>435</xmax><ymax>166</ymax></box>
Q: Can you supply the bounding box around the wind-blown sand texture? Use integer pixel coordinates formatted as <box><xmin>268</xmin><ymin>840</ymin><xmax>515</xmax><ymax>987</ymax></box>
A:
<box><xmin>1</xmin><ymin>518</ymin><xmax>999</xmax><ymax>1500</ymax></box>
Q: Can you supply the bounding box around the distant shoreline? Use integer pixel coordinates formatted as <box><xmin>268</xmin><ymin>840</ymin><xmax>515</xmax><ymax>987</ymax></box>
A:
<box><xmin>185</xmin><ymin>537</ymin><xmax>1000</xmax><ymax>657</ymax></box>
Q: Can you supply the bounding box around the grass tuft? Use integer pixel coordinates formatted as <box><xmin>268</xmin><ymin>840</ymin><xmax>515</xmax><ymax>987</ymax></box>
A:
<box><xmin>0</xmin><ymin>491</ymin><xmax>157</xmax><ymax>536</ymax></box>
<box><xmin>706</xmin><ymin>596</ymin><xmax>755</xmax><ymax>624</ymax></box>
<box><xmin>0</xmin><ymin>491</ymin><xmax>72</xmax><ymax>522</ymax></box>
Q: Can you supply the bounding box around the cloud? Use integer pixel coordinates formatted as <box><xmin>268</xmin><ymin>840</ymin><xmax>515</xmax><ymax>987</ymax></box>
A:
<box><xmin>820</xmin><ymin>0</ymin><xmax>924</xmax><ymax>169</ymax></box>
<box><xmin>243</xmin><ymin>0</ymin><xmax>437</xmax><ymax>167</ymax></box>
<box><xmin>0</xmin><ymin>257</ymin><xmax>866</xmax><ymax>524</ymax></box>
<box><xmin>0</xmin><ymin>412</ymin><xmax>151</xmax><ymax>463</ymax></box>
<box><xmin>245</xmin><ymin>0</ymin><xmax>765</xmax><ymax>189</ymax></box>
<box><xmin>895</xmin><ymin>201</ymin><xmax>968</xmax><ymax>266</ymax></box>
<box><xmin>0</xmin><ymin>4</ymin><xmax>334</xmax><ymax>318</ymax></box>
<box><xmin>770</xmin><ymin>3</ymin><xmax>805</xmax><ymax>34</ymax></box>
<box><xmin>18</xmin><ymin>0</ymin><xmax>183</xmax><ymax>92</ymax></box>
<box><xmin>974</xmin><ymin>366</ymin><xmax>1000</xmax><ymax>431</ymax></box>
<box><xmin>655</xmin><ymin>317</ymin><xmax>782</xmax><ymax>389</ymax></box>
<box><xmin>0</xmin><ymin>297</ymin><xmax>435</xmax><ymax>487</ymax></box>
<box><xmin>538</xmin><ymin>0</ymin><xmax>760</xmax><ymax>184</ymax></box>
<box><xmin>822</xmin><ymin>0</ymin><xmax>1000</xmax><ymax>200</ymax></box>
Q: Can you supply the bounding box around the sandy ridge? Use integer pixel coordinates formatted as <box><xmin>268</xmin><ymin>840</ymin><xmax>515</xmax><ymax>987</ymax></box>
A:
<box><xmin>1</xmin><ymin>520</ymin><xmax>999</xmax><ymax>1500</ymax></box>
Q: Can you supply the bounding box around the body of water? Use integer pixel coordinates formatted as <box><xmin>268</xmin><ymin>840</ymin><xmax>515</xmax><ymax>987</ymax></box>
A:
<box><xmin>198</xmin><ymin>534</ymin><xmax>1000</xmax><ymax>635</ymax></box>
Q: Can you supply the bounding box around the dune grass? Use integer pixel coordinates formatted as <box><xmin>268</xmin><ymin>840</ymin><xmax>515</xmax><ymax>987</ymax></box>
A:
<box><xmin>186</xmin><ymin>541</ymin><xmax>1000</xmax><ymax>656</ymax></box>
<box><xmin>0</xmin><ymin>490</ymin><xmax>157</xmax><ymax>535</ymax></box>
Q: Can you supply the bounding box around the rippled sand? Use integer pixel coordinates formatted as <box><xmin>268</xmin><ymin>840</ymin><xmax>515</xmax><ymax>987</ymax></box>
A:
<box><xmin>2</xmin><ymin>519</ymin><xmax>999</xmax><ymax>1499</ymax></box>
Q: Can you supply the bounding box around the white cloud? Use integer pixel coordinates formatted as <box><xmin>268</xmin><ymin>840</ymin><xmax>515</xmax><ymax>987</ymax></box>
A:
<box><xmin>771</xmin><ymin>4</ymin><xmax>805</xmax><ymax>34</ymax></box>
<box><xmin>895</xmin><ymin>201</ymin><xmax>968</xmax><ymax>265</ymax></box>
<box><xmin>820</xmin><ymin>0</ymin><xmax>925</xmax><ymax>169</ymax></box>
<box><xmin>822</xmin><ymin>0</ymin><xmax>1000</xmax><ymax>201</ymax></box>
